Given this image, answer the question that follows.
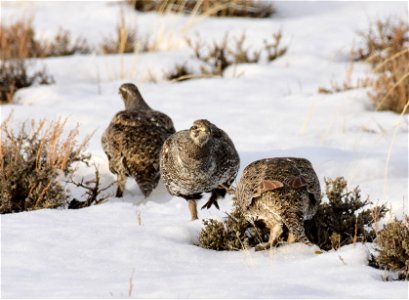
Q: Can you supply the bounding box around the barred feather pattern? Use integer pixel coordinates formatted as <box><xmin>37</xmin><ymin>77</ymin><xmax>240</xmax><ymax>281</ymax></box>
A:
<box><xmin>236</xmin><ymin>157</ymin><xmax>321</xmax><ymax>244</ymax></box>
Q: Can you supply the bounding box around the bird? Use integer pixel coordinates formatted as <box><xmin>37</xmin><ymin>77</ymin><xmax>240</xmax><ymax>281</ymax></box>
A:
<box><xmin>160</xmin><ymin>119</ymin><xmax>240</xmax><ymax>220</ymax></box>
<box><xmin>101</xmin><ymin>83</ymin><xmax>175</xmax><ymax>198</ymax></box>
<box><xmin>235</xmin><ymin>157</ymin><xmax>321</xmax><ymax>251</ymax></box>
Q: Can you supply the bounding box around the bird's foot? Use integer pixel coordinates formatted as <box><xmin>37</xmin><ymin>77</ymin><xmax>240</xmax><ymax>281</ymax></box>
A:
<box><xmin>115</xmin><ymin>188</ymin><xmax>123</xmax><ymax>198</ymax></box>
<box><xmin>255</xmin><ymin>242</ymin><xmax>273</xmax><ymax>251</ymax></box>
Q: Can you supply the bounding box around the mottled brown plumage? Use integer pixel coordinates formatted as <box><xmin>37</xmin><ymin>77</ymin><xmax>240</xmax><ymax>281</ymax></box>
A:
<box><xmin>101</xmin><ymin>83</ymin><xmax>175</xmax><ymax>198</ymax></box>
<box><xmin>235</xmin><ymin>157</ymin><xmax>321</xmax><ymax>250</ymax></box>
<box><xmin>160</xmin><ymin>119</ymin><xmax>240</xmax><ymax>220</ymax></box>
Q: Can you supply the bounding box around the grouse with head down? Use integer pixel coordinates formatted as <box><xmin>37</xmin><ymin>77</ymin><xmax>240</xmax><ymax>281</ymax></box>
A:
<box><xmin>235</xmin><ymin>157</ymin><xmax>321</xmax><ymax>250</ymax></box>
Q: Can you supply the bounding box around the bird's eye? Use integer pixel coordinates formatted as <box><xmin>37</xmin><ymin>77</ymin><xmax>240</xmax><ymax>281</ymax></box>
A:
<box><xmin>191</xmin><ymin>125</ymin><xmax>197</xmax><ymax>130</ymax></box>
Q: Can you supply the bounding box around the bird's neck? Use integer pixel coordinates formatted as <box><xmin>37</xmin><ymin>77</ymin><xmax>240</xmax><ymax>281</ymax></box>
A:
<box><xmin>125</xmin><ymin>91</ymin><xmax>151</xmax><ymax>111</ymax></box>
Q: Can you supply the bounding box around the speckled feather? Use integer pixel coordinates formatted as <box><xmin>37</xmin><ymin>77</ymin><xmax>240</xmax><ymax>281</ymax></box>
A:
<box><xmin>101</xmin><ymin>83</ymin><xmax>175</xmax><ymax>197</ymax></box>
<box><xmin>160</xmin><ymin>119</ymin><xmax>239</xmax><ymax>200</ymax></box>
<box><xmin>236</xmin><ymin>157</ymin><xmax>321</xmax><ymax>244</ymax></box>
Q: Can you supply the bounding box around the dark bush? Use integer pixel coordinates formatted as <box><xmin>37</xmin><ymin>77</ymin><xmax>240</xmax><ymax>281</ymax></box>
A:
<box><xmin>304</xmin><ymin>177</ymin><xmax>388</xmax><ymax>250</ymax></box>
<box><xmin>0</xmin><ymin>60</ymin><xmax>54</xmax><ymax>104</ymax></box>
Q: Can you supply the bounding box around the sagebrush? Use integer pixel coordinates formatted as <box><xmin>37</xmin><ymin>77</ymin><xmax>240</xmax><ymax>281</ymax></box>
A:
<box><xmin>304</xmin><ymin>177</ymin><xmax>388</xmax><ymax>250</ymax></box>
<box><xmin>199</xmin><ymin>208</ymin><xmax>269</xmax><ymax>251</ymax></box>
<box><xmin>0</xmin><ymin>116</ymin><xmax>92</xmax><ymax>213</ymax></box>
<box><xmin>374</xmin><ymin>217</ymin><xmax>409</xmax><ymax>280</ymax></box>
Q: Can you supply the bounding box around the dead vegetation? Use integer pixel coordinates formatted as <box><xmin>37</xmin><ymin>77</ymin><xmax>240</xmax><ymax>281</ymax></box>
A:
<box><xmin>67</xmin><ymin>165</ymin><xmax>115</xmax><ymax>209</ymax></box>
<box><xmin>373</xmin><ymin>217</ymin><xmax>409</xmax><ymax>280</ymax></box>
<box><xmin>127</xmin><ymin>0</ymin><xmax>274</xmax><ymax>18</ymax></box>
<box><xmin>0</xmin><ymin>16</ymin><xmax>91</xmax><ymax>104</ymax></box>
<box><xmin>167</xmin><ymin>31</ymin><xmax>287</xmax><ymax>81</ymax></box>
<box><xmin>0</xmin><ymin>115</ymin><xmax>96</xmax><ymax>214</ymax></box>
<box><xmin>199</xmin><ymin>177</ymin><xmax>387</xmax><ymax>251</ymax></box>
<box><xmin>354</xmin><ymin>19</ymin><xmax>409</xmax><ymax>114</ymax></box>
<box><xmin>319</xmin><ymin>18</ymin><xmax>409</xmax><ymax>114</ymax></box>
<box><xmin>317</xmin><ymin>62</ymin><xmax>370</xmax><ymax>94</ymax></box>
<box><xmin>0</xmin><ymin>17</ymin><xmax>90</xmax><ymax>59</ymax></box>
<box><xmin>0</xmin><ymin>60</ymin><xmax>54</xmax><ymax>104</ymax></box>
<box><xmin>100</xmin><ymin>10</ymin><xmax>142</xmax><ymax>54</ymax></box>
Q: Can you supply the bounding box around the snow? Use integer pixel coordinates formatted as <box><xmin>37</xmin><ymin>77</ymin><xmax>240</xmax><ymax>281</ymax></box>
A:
<box><xmin>1</xmin><ymin>1</ymin><xmax>408</xmax><ymax>298</ymax></box>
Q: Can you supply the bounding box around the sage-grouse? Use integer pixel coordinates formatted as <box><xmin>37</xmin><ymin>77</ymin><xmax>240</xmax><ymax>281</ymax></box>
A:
<box><xmin>235</xmin><ymin>157</ymin><xmax>321</xmax><ymax>250</ymax></box>
<box><xmin>160</xmin><ymin>119</ymin><xmax>240</xmax><ymax>220</ymax></box>
<box><xmin>101</xmin><ymin>83</ymin><xmax>175</xmax><ymax>198</ymax></box>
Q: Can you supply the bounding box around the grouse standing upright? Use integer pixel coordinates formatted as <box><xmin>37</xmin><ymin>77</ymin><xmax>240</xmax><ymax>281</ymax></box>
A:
<box><xmin>235</xmin><ymin>157</ymin><xmax>321</xmax><ymax>250</ymax></box>
<box><xmin>160</xmin><ymin>119</ymin><xmax>240</xmax><ymax>220</ymax></box>
<box><xmin>101</xmin><ymin>83</ymin><xmax>175</xmax><ymax>198</ymax></box>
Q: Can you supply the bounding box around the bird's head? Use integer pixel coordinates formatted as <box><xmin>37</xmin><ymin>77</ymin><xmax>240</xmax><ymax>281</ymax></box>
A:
<box><xmin>189</xmin><ymin>119</ymin><xmax>213</xmax><ymax>147</ymax></box>
<box><xmin>118</xmin><ymin>83</ymin><xmax>150</xmax><ymax>111</ymax></box>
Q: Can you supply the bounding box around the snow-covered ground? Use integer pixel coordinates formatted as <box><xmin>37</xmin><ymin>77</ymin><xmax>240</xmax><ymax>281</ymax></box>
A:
<box><xmin>1</xmin><ymin>1</ymin><xmax>408</xmax><ymax>298</ymax></box>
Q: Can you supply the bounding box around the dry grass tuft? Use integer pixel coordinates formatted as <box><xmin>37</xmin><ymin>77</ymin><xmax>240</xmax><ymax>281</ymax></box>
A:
<box><xmin>374</xmin><ymin>216</ymin><xmax>409</xmax><ymax>280</ymax></box>
<box><xmin>318</xmin><ymin>18</ymin><xmax>408</xmax><ymax>114</ymax></box>
<box><xmin>318</xmin><ymin>62</ymin><xmax>370</xmax><ymax>94</ymax></box>
<box><xmin>100</xmin><ymin>10</ymin><xmax>142</xmax><ymax>54</ymax></box>
<box><xmin>353</xmin><ymin>18</ymin><xmax>409</xmax><ymax>113</ymax></box>
<box><xmin>127</xmin><ymin>0</ymin><xmax>274</xmax><ymax>18</ymax></box>
<box><xmin>352</xmin><ymin>19</ymin><xmax>408</xmax><ymax>64</ymax></box>
<box><xmin>0</xmin><ymin>16</ymin><xmax>90</xmax><ymax>59</ymax></box>
<box><xmin>0</xmin><ymin>60</ymin><xmax>54</xmax><ymax>104</ymax></box>
<box><xmin>0</xmin><ymin>115</ymin><xmax>92</xmax><ymax>213</ymax></box>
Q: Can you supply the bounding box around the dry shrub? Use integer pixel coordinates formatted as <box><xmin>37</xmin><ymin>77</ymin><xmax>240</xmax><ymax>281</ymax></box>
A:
<box><xmin>199</xmin><ymin>208</ymin><xmax>269</xmax><ymax>251</ymax></box>
<box><xmin>304</xmin><ymin>177</ymin><xmax>388</xmax><ymax>251</ymax></box>
<box><xmin>127</xmin><ymin>0</ymin><xmax>274</xmax><ymax>18</ymax></box>
<box><xmin>199</xmin><ymin>177</ymin><xmax>387</xmax><ymax>251</ymax></box>
<box><xmin>374</xmin><ymin>217</ymin><xmax>409</xmax><ymax>280</ymax></box>
<box><xmin>0</xmin><ymin>60</ymin><xmax>54</xmax><ymax>104</ymax></box>
<box><xmin>0</xmin><ymin>115</ymin><xmax>92</xmax><ymax>214</ymax></box>
<box><xmin>67</xmin><ymin>165</ymin><xmax>115</xmax><ymax>209</ymax></box>
<box><xmin>179</xmin><ymin>31</ymin><xmax>287</xmax><ymax>79</ymax></box>
<box><xmin>100</xmin><ymin>10</ymin><xmax>142</xmax><ymax>54</ymax></box>
<box><xmin>352</xmin><ymin>19</ymin><xmax>408</xmax><ymax>64</ymax></box>
<box><xmin>164</xmin><ymin>63</ymin><xmax>196</xmax><ymax>82</ymax></box>
<box><xmin>318</xmin><ymin>62</ymin><xmax>370</xmax><ymax>94</ymax></box>
<box><xmin>353</xmin><ymin>18</ymin><xmax>409</xmax><ymax>114</ymax></box>
<box><xmin>0</xmin><ymin>16</ymin><xmax>91</xmax><ymax>59</ymax></box>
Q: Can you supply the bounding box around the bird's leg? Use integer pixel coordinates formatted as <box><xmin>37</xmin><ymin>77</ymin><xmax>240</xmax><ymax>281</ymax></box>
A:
<box><xmin>282</xmin><ymin>209</ymin><xmax>312</xmax><ymax>245</ymax></box>
<box><xmin>116</xmin><ymin>172</ymin><xmax>126</xmax><ymax>197</ymax></box>
<box><xmin>188</xmin><ymin>199</ymin><xmax>198</xmax><ymax>221</ymax></box>
<box><xmin>219</xmin><ymin>183</ymin><xmax>235</xmax><ymax>195</ymax></box>
<box><xmin>201</xmin><ymin>187</ymin><xmax>226</xmax><ymax>210</ymax></box>
<box><xmin>255</xmin><ymin>222</ymin><xmax>282</xmax><ymax>251</ymax></box>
